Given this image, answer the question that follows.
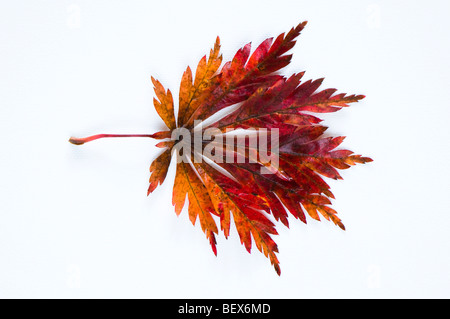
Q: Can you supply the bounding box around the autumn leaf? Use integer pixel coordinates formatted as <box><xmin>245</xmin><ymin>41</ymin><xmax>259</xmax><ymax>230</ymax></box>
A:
<box><xmin>69</xmin><ymin>22</ymin><xmax>372</xmax><ymax>275</ymax></box>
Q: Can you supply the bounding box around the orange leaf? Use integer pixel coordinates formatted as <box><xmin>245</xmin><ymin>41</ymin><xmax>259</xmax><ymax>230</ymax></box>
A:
<box><xmin>151</xmin><ymin>77</ymin><xmax>176</xmax><ymax>130</ymax></box>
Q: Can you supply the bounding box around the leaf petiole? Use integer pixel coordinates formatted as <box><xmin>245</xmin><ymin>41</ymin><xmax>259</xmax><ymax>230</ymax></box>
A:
<box><xmin>68</xmin><ymin>133</ymin><xmax>165</xmax><ymax>145</ymax></box>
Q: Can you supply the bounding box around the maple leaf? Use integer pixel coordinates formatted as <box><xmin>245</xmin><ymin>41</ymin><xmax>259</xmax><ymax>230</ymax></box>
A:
<box><xmin>69</xmin><ymin>22</ymin><xmax>372</xmax><ymax>275</ymax></box>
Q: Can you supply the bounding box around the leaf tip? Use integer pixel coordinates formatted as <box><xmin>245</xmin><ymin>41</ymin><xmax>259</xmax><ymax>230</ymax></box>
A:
<box><xmin>274</xmin><ymin>264</ymin><xmax>281</xmax><ymax>276</ymax></box>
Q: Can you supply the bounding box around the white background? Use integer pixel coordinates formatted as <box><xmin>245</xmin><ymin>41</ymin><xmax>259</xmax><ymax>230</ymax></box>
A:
<box><xmin>1</xmin><ymin>0</ymin><xmax>449</xmax><ymax>298</ymax></box>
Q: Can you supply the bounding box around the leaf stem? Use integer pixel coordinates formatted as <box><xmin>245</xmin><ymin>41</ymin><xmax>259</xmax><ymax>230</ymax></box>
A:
<box><xmin>68</xmin><ymin>133</ymin><xmax>161</xmax><ymax>145</ymax></box>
